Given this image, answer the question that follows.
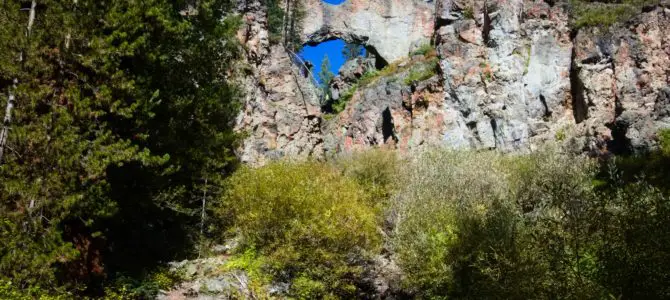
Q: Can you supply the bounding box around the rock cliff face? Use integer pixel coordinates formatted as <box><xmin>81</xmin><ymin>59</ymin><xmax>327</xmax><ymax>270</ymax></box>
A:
<box><xmin>302</xmin><ymin>0</ymin><xmax>435</xmax><ymax>63</ymax></box>
<box><xmin>234</xmin><ymin>0</ymin><xmax>323</xmax><ymax>165</ymax></box>
<box><xmin>573</xmin><ymin>9</ymin><xmax>670</xmax><ymax>153</ymax></box>
<box><xmin>234</xmin><ymin>0</ymin><xmax>670</xmax><ymax>165</ymax></box>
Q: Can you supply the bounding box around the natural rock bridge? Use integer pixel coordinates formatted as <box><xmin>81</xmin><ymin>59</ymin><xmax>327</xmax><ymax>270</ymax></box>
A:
<box><xmin>302</xmin><ymin>0</ymin><xmax>436</xmax><ymax>63</ymax></box>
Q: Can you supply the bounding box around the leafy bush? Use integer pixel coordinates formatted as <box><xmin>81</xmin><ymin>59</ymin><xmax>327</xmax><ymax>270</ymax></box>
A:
<box><xmin>327</xmin><ymin>84</ymin><xmax>357</xmax><ymax>114</ymax></box>
<box><xmin>463</xmin><ymin>6</ymin><xmax>475</xmax><ymax>20</ymax></box>
<box><xmin>391</xmin><ymin>150</ymin><xmax>514</xmax><ymax>297</ymax></box>
<box><xmin>0</xmin><ymin>279</ymin><xmax>70</xmax><ymax>300</ymax></box>
<box><xmin>332</xmin><ymin>149</ymin><xmax>401</xmax><ymax>205</ymax></box>
<box><xmin>571</xmin><ymin>0</ymin><xmax>660</xmax><ymax>28</ymax></box>
<box><xmin>595</xmin><ymin>178</ymin><xmax>670</xmax><ymax>299</ymax></box>
<box><xmin>660</xmin><ymin>128</ymin><xmax>670</xmax><ymax>156</ymax></box>
<box><xmin>411</xmin><ymin>43</ymin><xmax>437</xmax><ymax>57</ymax></box>
<box><xmin>404</xmin><ymin>58</ymin><xmax>439</xmax><ymax>85</ymax></box>
<box><xmin>391</xmin><ymin>150</ymin><xmax>608</xmax><ymax>299</ymax></box>
<box><xmin>217</xmin><ymin>161</ymin><xmax>382</xmax><ymax>298</ymax></box>
<box><xmin>219</xmin><ymin>247</ymin><xmax>271</xmax><ymax>297</ymax></box>
<box><xmin>389</xmin><ymin>146</ymin><xmax>670</xmax><ymax>299</ymax></box>
<box><xmin>326</xmin><ymin>57</ymin><xmax>439</xmax><ymax>114</ymax></box>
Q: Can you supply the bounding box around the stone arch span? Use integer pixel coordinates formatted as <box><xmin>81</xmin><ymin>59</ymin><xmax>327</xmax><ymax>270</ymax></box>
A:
<box><xmin>301</xmin><ymin>0</ymin><xmax>436</xmax><ymax>64</ymax></box>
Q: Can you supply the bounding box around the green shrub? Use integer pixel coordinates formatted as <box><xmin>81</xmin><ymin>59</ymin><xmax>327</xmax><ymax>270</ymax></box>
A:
<box><xmin>391</xmin><ymin>150</ymin><xmax>512</xmax><ymax>297</ymax></box>
<box><xmin>332</xmin><ymin>149</ymin><xmax>401</xmax><ymax>205</ymax></box>
<box><xmin>594</xmin><ymin>177</ymin><xmax>670</xmax><ymax>299</ymax></box>
<box><xmin>571</xmin><ymin>0</ymin><xmax>660</xmax><ymax>28</ymax></box>
<box><xmin>329</xmin><ymin>84</ymin><xmax>358</xmax><ymax>114</ymax></box>
<box><xmin>217</xmin><ymin>161</ymin><xmax>381</xmax><ymax>298</ymax></box>
<box><xmin>463</xmin><ymin>6</ymin><xmax>475</xmax><ymax>19</ymax></box>
<box><xmin>220</xmin><ymin>247</ymin><xmax>271</xmax><ymax>297</ymax></box>
<box><xmin>660</xmin><ymin>128</ymin><xmax>670</xmax><ymax>156</ymax></box>
<box><xmin>100</xmin><ymin>268</ymin><xmax>182</xmax><ymax>300</ymax></box>
<box><xmin>404</xmin><ymin>58</ymin><xmax>439</xmax><ymax>85</ymax></box>
<box><xmin>389</xmin><ymin>146</ymin><xmax>670</xmax><ymax>299</ymax></box>
<box><xmin>411</xmin><ymin>43</ymin><xmax>437</xmax><ymax>57</ymax></box>
<box><xmin>358</xmin><ymin>69</ymin><xmax>385</xmax><ymax>87</ymax></box>
<box><xmin>392</xmin><ymin>149</ymin><xmax>606</xmax><ymax>299</ymax></box>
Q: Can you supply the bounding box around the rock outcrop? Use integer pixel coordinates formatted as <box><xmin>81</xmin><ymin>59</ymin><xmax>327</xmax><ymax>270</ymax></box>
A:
<box><xmin>234</xmin><ymin>0</ymin><xmax>670</xmax><ymax>165</ymax></box>
<box><xmin>433</xmin><ymin>0</ymin><xmax>574</xmax><ymax>152</ymax></box>
<box><xmin>573</xmin><ymin>7</ymin><xmax>670</xmax><ymax>153</ymax></box>
<box><xmin>302</xmin><ymin>0</ymin><xmax>435</xmax><ymax>63</ymax></box>
<box><xmin>234</xmin><ymin>0</ymin><xmax>323</xmax><ymax>166</ymax></box>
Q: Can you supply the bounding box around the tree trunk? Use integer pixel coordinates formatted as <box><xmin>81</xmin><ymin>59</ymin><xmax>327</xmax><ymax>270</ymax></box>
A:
<box><xmin>0</xmin><ymin>84</ymin><xmax>16</xmax><ymax>163</ymax></box>
<box><xmin>283</xmin><ymin>0</ymin><xmax>291</xmax><ymax>47</ymax></box>
<box><xmin>200</xmin><ymin>178</ymin><xmax>208</xmax><ymax>237</ymax></box>
<box><xmin>27</xmin><ymin>0</ymin><xmax>36</xmax><ymax>34</ymax></box>
<box><xmin>0</xmin><ymin>1</ymin><xmax>36</xmax><ymax>164</ymax></box>
<box><xmin>198</xmin><ymin>178</ymin><xmax>208</xmax><ymax>258</ymax></box>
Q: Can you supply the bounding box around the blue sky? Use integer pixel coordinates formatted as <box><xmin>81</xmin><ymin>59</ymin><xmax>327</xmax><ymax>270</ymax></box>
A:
<box><xmin>299</xmin><ymin>39</ymin><xmax>365</xmax><ymax>83</ymax></box>
<box><xmin>322</xmin><ymin>0</ymin><xmax>347</xmax><ymax>4</ymax></box>
<box><xmin>298</xmin><ymin>0</ymin><xmax>360</xmax><ymax>83</ymax></box>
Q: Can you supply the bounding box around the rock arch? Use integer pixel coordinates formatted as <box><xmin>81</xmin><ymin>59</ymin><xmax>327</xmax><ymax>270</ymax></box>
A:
<box><xmin>301</xmin><ymin>0</ymin><xmax>436</xmax><ymax>64</ymax></box>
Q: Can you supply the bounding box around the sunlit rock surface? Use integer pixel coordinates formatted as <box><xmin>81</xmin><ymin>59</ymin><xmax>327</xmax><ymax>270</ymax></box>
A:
<box><xmin>233</xmin><ymin>0</ymin><xmax>670</xmax><ymax>165</ymax></box>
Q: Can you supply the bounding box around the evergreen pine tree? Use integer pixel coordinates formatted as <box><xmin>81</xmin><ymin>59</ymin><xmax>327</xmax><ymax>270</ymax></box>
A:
<box><xmin>0</xmin><ymin>0</ymin><xmax>242</xmax><ymax>296</ymax></box>
<box><xmin>342</xmin><ymin>42</ymin><xmax>364</xmax><ymax>61</ymax></box>
<box><xmin>318</xmin><ymin>55</ymin><xmax>335</xmax><ymax>100</ymax></box>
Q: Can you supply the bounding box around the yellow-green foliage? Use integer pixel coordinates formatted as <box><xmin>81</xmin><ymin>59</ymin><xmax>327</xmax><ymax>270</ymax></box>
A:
<box><xmin>100</xmin><ymin>268</ymin><xmax>182</xmax><ymax>300</ymax></box>
<box><xmin>0</xmin><ymin>280</ymin><xmax>70</xmax><ymax>300</ymax></box>
<box><xmin>218</xmin><ymin>161</ymin><xmax>381</xmax><ymax>298</ymax></box>
<box><xmin>411</xmin><ymin>43</ymin><xmax>438</xmax><ymax>58</ymax></box>
<box><xmin>330</xmin><ymin>84</ymin><xmax>359</xmax><ymax>114</ymax></box>
<box><xmin>404</xmin><ymin>58</ymin><xmax>439</xmax><ymax>85</ymax></box>
<box><xmin>555</xmin><ymin>126</ymin><xmax>567</xmax><ymax>141</ymax></box>
<box><xmin>571</xmin><ymin>0</ymin><xmax>660</xmax><ymax>28</ymax></box>
<box><xmin>463</xmin><ymin>6</ymin><xmax>475</xmax><ymax>19</ymax></box>
<box><xmin>392</xmin><ymin>150</ymin><xmax>603</xmax><ymax>299</ymax></box>
<box><xmin>331</xmin><ymin>149</ymin><xmax>401</xmax><ymax>204</ymax></box>
<box><xmin>220</xmin><ymin>248</ymin><xmax>271</xmax><ymax>297</ymax></box>
<box><xmin>660</xmin><ymin>129</ymin><xmax>670</xmax><ymax>156</ymax></box>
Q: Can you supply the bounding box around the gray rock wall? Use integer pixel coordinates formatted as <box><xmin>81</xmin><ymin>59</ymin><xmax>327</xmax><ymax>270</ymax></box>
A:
<box><xmin>234</xmin><ymin>0</ymin><xmax>323</xmax><ymax>166</ymax></box>
<box><xmin>302</xmin><ymin>0</ymin><xmax>436</xmax><ymax>63</ymax></box>
<box><xmin>234</xmin><ymin>0</ymin><xmax>670</xmax><ymax>165</ymax></box>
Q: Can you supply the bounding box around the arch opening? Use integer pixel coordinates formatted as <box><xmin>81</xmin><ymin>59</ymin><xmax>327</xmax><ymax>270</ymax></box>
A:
<box><xmin>322</xmin><ymin>0</ymin><xmax>347</xmax><ymax>4</ymax></box>
<box><xmin>299</xmin><ymin>38</ymin><xmax>367</xmax><ymax>84</ymax></box>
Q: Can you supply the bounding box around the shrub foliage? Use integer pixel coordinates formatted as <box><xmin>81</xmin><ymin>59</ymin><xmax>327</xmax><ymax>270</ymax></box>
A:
<box><xmin>217</xmin><ymin>160</ymin><xmax>382</xmax><ymax>298</ymax></box>
<box><xmin>391</xmin><ymin>148</ymin><xmax>670</xmax><ymax>299</ymax></box>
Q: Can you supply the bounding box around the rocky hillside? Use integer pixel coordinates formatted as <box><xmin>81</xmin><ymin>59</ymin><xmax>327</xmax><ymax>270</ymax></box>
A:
<box><xmin>234</xmin><ymin>0</ymin><xmax>670</xmax><ymax>165</ymax></box>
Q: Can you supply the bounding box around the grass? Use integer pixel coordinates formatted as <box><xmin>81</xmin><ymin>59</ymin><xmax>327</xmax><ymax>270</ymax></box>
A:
<box><xmin>463</xmin><ymin>6</ymin><xmax>475</xmax><ymax>19</ymax></box>
<box><xmin>329</xmin><ymin>84</ymin><xmax>358</xmax><ymax>114</ymax></box>
<box><xmin>324</xmin><ymin>56</ymin><xmax>440</xmax><ymax>115</ymax></box>
<box><xmin>404</xmin><ymin>58</ymin><xmax>440</xmax><ymax>85</ymax></box>
<box><xmin>571</xmin><ymin>0</ymin><xmax>660</xmax><ymax>28</ymax></box>
<box><xmin>411</xmin><ymin>43</ymin><xmax>438</xmax><ymax>58</ymax></box>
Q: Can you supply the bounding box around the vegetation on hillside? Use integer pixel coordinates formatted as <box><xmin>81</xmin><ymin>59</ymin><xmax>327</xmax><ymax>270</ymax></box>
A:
<box><xmin>1</xmin><ymin>0</ymin><xmax>668</xmax><ymax>298</ymax></box>
<box><xmin>318</xmin><ymin>55</ymin><xmax>335</xmax><ymax>103</ymax></box>
<box><xmin>217</xmin><ymin>160</ymin><xmax>384</xmax><ymax>298</ymax></box>
<box><xmin>266</xmin><ymin>0</ymin><xmax>305</xmax><ymax>51</ymax></box>
<box><xmin>570</xmin><ymin>0</ymin><xmax>660</xmax><ymax>28</ymax></box>
<box><xmin>324</xmin><ymin>45</ymin><xmax>439</xmax><ymax>114</ymax></box>
<box><xmin>211</xmin><ymin>138</ymin><xmax>670</xmax><ymax>299</ymax></box>
<box><xmin>0</xmin><ymin>0</ymin><xmax>242</xmax><ymax>298</ymax></box>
